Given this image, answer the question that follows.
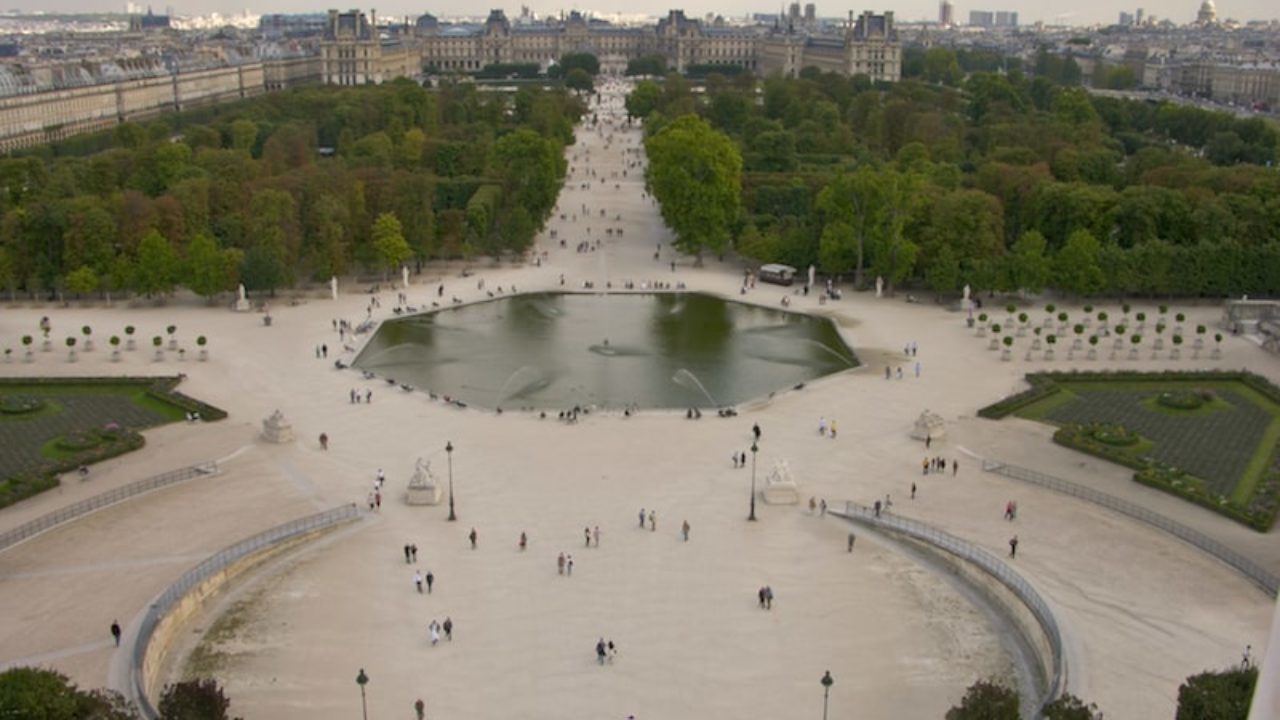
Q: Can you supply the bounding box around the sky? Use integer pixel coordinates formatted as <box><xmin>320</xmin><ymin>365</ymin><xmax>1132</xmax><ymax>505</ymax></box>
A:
<box><xmin>14</xmin><ymin>0</ymin><xmax>1280</xmax><ymax>29</ymax></box>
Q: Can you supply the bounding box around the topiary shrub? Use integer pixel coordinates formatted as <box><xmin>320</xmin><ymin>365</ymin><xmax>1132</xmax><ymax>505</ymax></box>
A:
<box><xmin>0</xmin><ymin>395</ymin><xmax>44</xmax><ymax>414</ymax></box>
<box><xmin>1157</xmin><ymin>390</ymin><xmax>1208</xmax><ymax>410</ymax></box>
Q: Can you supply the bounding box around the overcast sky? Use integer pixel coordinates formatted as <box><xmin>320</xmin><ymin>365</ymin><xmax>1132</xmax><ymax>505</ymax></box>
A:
<box><xmin>20</xmin><ymin>0</ymin><xmax>1280</xmax><ymax>30</ymax></box>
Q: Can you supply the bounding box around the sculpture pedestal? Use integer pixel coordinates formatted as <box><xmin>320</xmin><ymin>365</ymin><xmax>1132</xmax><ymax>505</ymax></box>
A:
<box><xmin>261</xmin><ymin>410</ymin><xmax>294</xmax><ymax>443</ymax></box>
<box><xmin>911</xmin><ymin>410</ymin><xmax>946</xmax><ymax>441</ymax></box>
<box><xmin>235</xmin><ymin>298</ymin><xmax>251</xmax><ymax>312</ymax></box>
<box><xmin>763</xmin><ymin>460</ymin><xmax>799</xmax><ymax>505</ymax></box>
<box><xmin>405</xmin><ymin>457</ymin><xmax>442</xmax><ymax>505</ymax></box>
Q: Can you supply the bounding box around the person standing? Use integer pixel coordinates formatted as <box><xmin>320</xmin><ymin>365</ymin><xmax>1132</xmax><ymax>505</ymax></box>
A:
<box><xmin>752</xmin><ymin>423</ymin><xmax>761</xmax><ymax>441</ymax></box>
<box><xmin>443</xmin><ymin>617</ymin><xmax>453</xmax><ymax>641</ymax></box>
<box><xmin>469</xmin><ymin>528</ymin><xmax>478</xmax><ymax>549</ymax></box>
<box><xmin>585</xmin><ymin>527</ymin><xmax>592</xmax><ymax>547</ymax></box>
<box><xmin>110</xmin><ymin>621</ymin><xmax>122</xmax><ymax>647</ymax></box>
<box><xmin>425</xmin><ymin>571</ymin><xmax>434</xmax><ymax>594</ymax></box>
<box><xmin>638</xmin><ymin>508</ymin><xmax>646</xmax><ymax>528</ymax></box>
<box><xmin>404</xmin><ymin>544</ymin><xmax>412</xmax><ymax>564</ymax></box>
<box><xmin>819</xmin><ymin>499</ymin><xmax>827</xmax><ymax>516</ymax></box>
<box><xmin>414</xmin><ymin>571</ymin><xmax>423</xmax><ymax>594</ymax></box>
<box><xmin>953</xmin><ymin>460</ymin><xmax>959</xmax><ymax>476</ymax></box>
<box><xmin>410</xmin><ymin>544</ymin><xmax>418</xmax><ymax>562</ymax></box>
<box><xmin>567</xmin><ymin>555</ymin><xmax>574</xmax><ymax>576</ymax></box>
<box><xmin>1009</xmin><ymin>535</ymin><xmax>1019</xmax><ymax>559</ymax></box>
<box><xmin>911</xmin><ymin>482</ymin><xmax>917</xmax><ymax>500</ymax></box>
<box><xmin>847</xmin><ymin>533</ymin><xmax>856</xmax><ymax>552</ymax></box>
<box><xmin>682</xmin><ymin>520</ymin><xmax>690</xmax><ymax>542</ymax></box>
<box><xmin>519</xmin><ymin>532</ymin><xmax>528</xmax><ymax>551</ymax></box>
<box><xmin>597</xmin><ymin>638</ymin><xmax>608</xmax><ymax>665</ymax></box>
<box><xmin>414</xmin><ymin>698</ymin><xmax>425</xmax><ymax>720</ymax></box>
<box><xmin>593</xmin><ymin>526</ymin><xmax>601</xmax><ymax>548</ymax></box>
<box><xmin>648</xmin><ymin>511</ymin><xmax>656</xmax><ymax>532</ymax></box>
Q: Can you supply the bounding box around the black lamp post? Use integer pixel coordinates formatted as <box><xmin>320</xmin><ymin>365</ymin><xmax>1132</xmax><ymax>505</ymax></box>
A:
<box><xmin>749</xmin><ymin>441</ymin><xmax>758</xmax><ymax>521</ymax></box>
<box><xmin>446</xmin><ymin>441</ymin><xmax>456</xmax><ymax>521</ymax></box>
<box><xmin>356</xmin><ymin>667</ymin><xmax>369</xmax><ymax>720</ymax></box>
<box><xmin>821</xmin><ymin>670</ymin><xmax>833</xmax><ymax>720</ymax></box>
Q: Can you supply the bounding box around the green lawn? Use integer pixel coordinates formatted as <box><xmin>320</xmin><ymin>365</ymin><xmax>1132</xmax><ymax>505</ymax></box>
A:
<box><xmin>982</xmin><ymin>372</ymin><xmax>1280</xmax><ymax>531</ymax></box>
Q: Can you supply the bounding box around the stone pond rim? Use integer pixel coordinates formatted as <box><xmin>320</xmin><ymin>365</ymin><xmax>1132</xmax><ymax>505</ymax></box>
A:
<box><xmin>353</xmin><ymin>291</ymin><xmax>860</xmax><ymax>411</ymax></box>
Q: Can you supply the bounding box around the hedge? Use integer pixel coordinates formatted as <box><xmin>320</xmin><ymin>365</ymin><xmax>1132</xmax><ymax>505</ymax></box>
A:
<box><xmin>0</xmin><ymin>376</ymin><xmax>227</xmax><ymax>422</ymax></box>
<box><xmin>977</xmin><ymin>370</ymin><xmax>1280</xmax><ymax>419</ymax></box>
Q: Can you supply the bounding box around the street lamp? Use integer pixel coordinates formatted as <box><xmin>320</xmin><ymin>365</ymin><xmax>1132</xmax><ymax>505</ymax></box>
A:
<box><xmin>820</xmin><ymin>670</ymin><xmax>833</xmax><ymax>720</ymax></box>
<box><xmin>446</xmin><ymin>441</ymin><xmax>456</xmax><ymax>521</ymax></box>
<box><xmin>749</xmin><ymin>441</ymin><xmax>758</xmax><ymax>521</ymax></box>
<box><xmin>356</xmin><ymin>667</ymin><xmax>369</xmax><ymax>720</ymax></box>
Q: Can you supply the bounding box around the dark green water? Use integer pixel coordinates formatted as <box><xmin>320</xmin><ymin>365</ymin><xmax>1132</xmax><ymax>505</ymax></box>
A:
<box><xmin>354</xmin><ymin>292</ymin><xmax>857</xmax><ymax>410</ymax></box>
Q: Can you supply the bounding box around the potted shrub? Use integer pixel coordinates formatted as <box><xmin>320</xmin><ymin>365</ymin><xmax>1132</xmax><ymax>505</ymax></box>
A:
<box><xmin>197</xmin><ymin>335</ymin><xmax>208</xmax><ymax>361</ymax></box>
<box><xmin>65</xmin><ymin>336</ymin><xmax>77</xmax><ymax>362</ymax></box>
<box><xmin>1174</xmin><ymin>312</ymin><xmax>1185</xmax><ymax>335</ymax></box>
<box><xmin>1130</xmin><ymin>334</ymin><xmax>1142</xmax><ymax>360</ymax></box>
<box><xmin>989</xmin><ymin>324</ymin><xmax>1002</xmax><ymax>350</ymax></box>
<box><xmin>1171</xmin><ymin>334</ymin><xmax>1183</xmax><ymax>359</ymax></box>
<box><xmin>1114</xmin><ymin>324</ymin><xmax>1127</xmax><ymax>351</ymax></box>
<box><xmin>1154</xmin><ymin>323</ymin><xmax>1166</xmax><ymax>350</ymax></box>
<box><xmin>1045</xmin><ymin>333</ymin><xmax>1057</xmax><ymax>360</ymax></box>
<box><xmin>3</xmin><ymin>348</ymin><xmax>10</xmax><ymax>363</ymax></box>
<box><xmin>1083</xmin><ymin>304</ymin><xmax>1093</xmax><ymax>315</ymax></box>
<box><xmin>110</xmin><ymin>335</ymin><xmax>121</xmax><ymax>362</ymax></box>
<box><xmin>1058</xmin><ymin>312</ymin><xmax>1068</xmax><ymax>324</ymax></box>
<box><xmin>1045</xmin><ymin>303</ymin><xmax>1056</xmax><ymax>314</ymax></box>
<box><xmin>1088</xmin><ymin>334</ymin><xmax>1099</xmax><ymax>360</ymax></box>
<box><xmin>1018</xmin><ymin>312</ymin><xmax>1028</xmax><ymax>326</ymax></box>
<box><xmin>1212</xmin><ymin>332</ymin><xmax>1223</xmax><ymax>359</ymax></box>
<box><xmin>21</xmin><ymin>334</ymin><xmax>33</xmax><ymax>362</ymax></box>
<box><xmin>153</xmin><ymin>335</ymin><xmax>164</xmax><ymax>361</ymax></box>
<box><xmin>1098</xmin><ymin>311</ymin><xmax>1108</xmax><ymax>324</ymax></box>
<box><xmin>125</xmin><ymin>325</ymin><xmax>136</xmax><ymax>350</ymax></box>
<box><xmin>81</xmin><ymin>325</ymin><xmax>93</xmax><ymax>351</ymax></box>
<box><xmin>1002</xmin><ymin>335</ymin><xmax>1013</xmax><ymax>361</ymax></box>
<box><xmin>1122</xmin><ymin>303</ymin><xmax>1131</xmax><ymax>316</ymax></box>
<box><xmin>1158</xmin><ymin>304</ymin><xmax>1168</xmax><ymax>316</ymax></box>
<box><xmin>1073</xmin><ymin>324</ymin><xmax>1085</xmax><ymax>350</ymax></box>
<box><xmin>166</xmin><ymin>324</ymin><xmax>178</xmax><ymax>350</ymax></box>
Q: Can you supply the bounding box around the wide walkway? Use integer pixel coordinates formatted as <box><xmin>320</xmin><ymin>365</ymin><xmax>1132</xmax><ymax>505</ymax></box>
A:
<box><xmin>0</xmin><ymin>79</ymin><xmax>1275</xmax><ymax>719</ymax></box>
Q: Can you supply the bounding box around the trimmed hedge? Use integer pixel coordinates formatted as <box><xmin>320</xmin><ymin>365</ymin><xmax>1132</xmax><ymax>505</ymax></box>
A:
<box><xmin>0</xmin><ymin>376</ymin><xmax>227</xmax><ymax>422</ymax></box>
<box><xmin>982</xmin><ymin>370</ymin><xmax>1280</xmax><ymax>531</ymax></box>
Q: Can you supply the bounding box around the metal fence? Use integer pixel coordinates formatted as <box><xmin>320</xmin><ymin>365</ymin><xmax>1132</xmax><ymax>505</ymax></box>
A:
<box><xmin>836</xmin><ymin>502</ymin><xmax>1064</xmax><ymax>716</ymax></box>
<box><xmin>983</xmin><ymin>460</ymin><xmax>1279</xmax><ymax>597</ymax></box>
<box><xmin>130</xmin><ymin>503</ymin><xmax>360</xmax><ymax>719</ymax></box>
<box><xmin>0</xmin><ymin>461</ymin><xmax>218</xmax><ymax>553</ymax></box>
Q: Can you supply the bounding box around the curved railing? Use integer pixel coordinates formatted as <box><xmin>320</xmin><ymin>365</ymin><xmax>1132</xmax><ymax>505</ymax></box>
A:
<box><xmin>130</xmin><ymin>503</ymin><xmax>360</xmax><ymax>718</ymax></box>
<box><xmin>834</xmin><ymin>502</ymin><xmax>1064</xmax><ymax>716</ymax></box>
<box><xmin>984</xmin><ymin>459</ymin><xmax>1278</xmax><ymax>597</ymax></box>
<box><xmin>0</xmin><ymin>462</ymin><xmax>218</xmax><ymax>553</ymax></box>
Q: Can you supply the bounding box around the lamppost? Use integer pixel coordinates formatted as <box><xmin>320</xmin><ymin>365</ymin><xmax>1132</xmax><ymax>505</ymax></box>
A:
<box><xmin>820</xmin><ymin>670</ymin><xmax>833</xmax><ymax>720</ymax></box>
<box><xmin>446</xmin><ymin>441</ymin><xmax>456</xmax><ymax>521</ymax></box>
<box><xmin>749</xmin><ymin>441</ymin><xmax>758</xmax><ymax>521</ymax></box>
<box><xmin>356</xmin><ymin>667</ymin><xmax>369</xmax><ymax>720</ymax></box>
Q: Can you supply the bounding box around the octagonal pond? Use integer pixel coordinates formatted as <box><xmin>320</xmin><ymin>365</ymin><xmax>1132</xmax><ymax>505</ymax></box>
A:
<box><xmin>354</xmin><ymin>292</ymin><xmax>858</xmax><ymax>410</ymax></box>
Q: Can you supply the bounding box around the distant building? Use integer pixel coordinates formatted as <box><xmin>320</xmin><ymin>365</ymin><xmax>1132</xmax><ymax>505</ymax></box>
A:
<box><xmin>938</xmin><ymin>0</ymin><xmax>954</xmax><ymax>26</ymax></box>
<box><xmin>1119</xmin><ymin>11</ymin><xmax>1134</xmax><ymax>25</ymax></box>
<box><xmin>968</xmin><ymin>10</ymin><xmax>993</xmax><ymax>27</ymax></box>
<box><xmin>1195</xmin><ymin>0</ymin><xmax>1217</xmax><ymax>25</ymax></box>
<box><xmin>804</xmin><ymin>3</ymin><xmax>816</xmax><ymax>25</ymax></box>
<box><xmin>759</xmin><ymin>10</ymin><xmax>900</xmax><ymax>82</ymax></box>
<box><xmin>1135</xmin><ymin>7</ymin><xmax>1145</xmax><ymax>24</ymax></box>
<box><xmin>994</xmin><ymin>10</ymin><xmax>1018</xmax><ymax>26</ymax></box>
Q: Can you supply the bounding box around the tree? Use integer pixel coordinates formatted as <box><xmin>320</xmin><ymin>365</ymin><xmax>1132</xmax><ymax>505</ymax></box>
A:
<box><xmin>240</xmin><ymin>244</ymin><xmax>286</xmax><ymax>296</ymax></box>
<box><xmin>158</xmin><ymin>678</ymin><xmax>239</xmax><ymax>720</ymax></box>
<box><xmin>1043</xmin><ymin>693</ymin><xmax>1104</xmax><ymax>719</ymax></box>
<box><xmin>64</xmin><ymin>266</ymin><xmax>100</xmax><ymax>297</ymax></box>
<box><xmin>625</xmin><ymin>80</ymin><xmax>663</xmax><ymax>120</ymax></box>
<box><xmin>490</xmin><ymin>130</ymin><xmax>564</xmax><ymax>224</ymax></box>
<box><xmin>1053</xmin><ymin>229</ymin><xmax>1104</xmax><ymax>297</ymax></box>
<box><xmin>1176</xmin><ymin>666</ymin><xmax>1256</xmax><ymax>720</ymax></box>
<box><xmin>926</xmin><ymin>243</ymin><xmax>961</xmax><ymax>296</ymax></box>
<box><xmin>557</xmin><ymin>52</ymin><xmax>600</xmax><ymax>76</ymax></box>
<box><xmin>1008</xmin><ymin>230</ymin><xmax>1052</xmax><ymax>293</ymax></box>
<box><xmin>371</xmin><ymin>213</ymin><xmax>412</xmax><ymax>276</ymax></box>
<box><xmin>184</xmin><ymin>233</ymin><xmax>235</xmax><ymax>300</ymax></box>
<box><xmin>946</xmin><ymin>679</ymin><xmax>1020</xmax><ymax>720</ymax></box>
<box><xmin>133</xmin><ymin>230</ymin><xmax>179</xmax><ymax>298</ymax></box>
<box><xmin>645</xmin><ymin>115</ymin><xmax>742</xmax><ymax>260</ymax></box>
<box><xmin>565</xmin><ymin>68</ymin><xmax>594</xmax><ymax>94</ymax></box>
<box><xmin>0</xmin><ymin>667</ymin><xmax>138</xmax><ymax>720</ymax></box>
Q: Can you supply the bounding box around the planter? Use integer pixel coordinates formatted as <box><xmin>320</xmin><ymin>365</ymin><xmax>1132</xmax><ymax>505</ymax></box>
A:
<box><xmin>1025</xmin><ymin>349</ymin><xmax>1034</xmax><ymax>361</ymax></box>
<box><xmin>41</xmin><ymin>339</ymin><xmax>52</xmax><ymax>352</ymax></box>
<box><xmin>1087</xmin><ymin>348</ymin><xmax>1097</xmax><ymax>361</ymax></box>
<box><xmin>177</xmin><ymin>349</ymin><xmax>186</xmax><ymax>362</ymax></box>
<box><xmin>1174</xmin><ymin>326</ymin><xmax>1183</xmax><ymax>336</ymax></box>
<box><xmin>1044</xmin><ymin>349</ymin><xmax>1055</xmax><ymax>361</ymax></box>
<box><xmin>1113</xmin><ymin>338</ymin><xmax>1125</xmax><ymax>350</ymax></box>
<box><xmin>1072</xmin><ymin>339</ymin><xmax>1083</xmax><ymax>350</ymax></box>
<box><xmin>988</xmin><ymin>338</ymin><xmax>1000</xmax><ymax>351</ymax></box>
<box><xmin>1192</xmin><ymin>348</ymin><xmax>1201</xmax><ymax>359</ymax></box>
<box><xmin>168</xmin><ymin>338</ymin><xmax>178</xmax><ymax>351</ymax></box>
<box><xmin>1170</xmin><ymin>348</ymin><xmax>1181</xmax><ymax>360</ymax></box>
<box><xmin>23</xmin><ymin>350</ymin><xmax>33</xmax><ymax>363</ymax></box>
<box><xmin>1153</xmin><ymin>337</ymin><xmax>1164</xmax><ymax>350</ymax></box>
<box><xmin>1001</xmin><ymin>349</ymin><xmax>1012</xmax><ymax>361</ymax></box>
<box><xmin>1016</xmin><ymin>327</ymin><xmax>1026</xmax><ymax>337</ymax></box>
<box><xmin>1067</xmin><ymin>350</ymin><xmax>1075</xmax><ymax>361</ymax></box>
<box><xmin>111</xmin><ymin>349</ymin><xmax>121</xmax><ymax>362</ymax></box>
<box><xmin>1109</xmin><ymin>351</ymin><xmax>1118</xmax><ymax>361</ymax></box>
<box><xmin>154</xmin><ymin>349</ymin><xmax>164</xmax><ymax>362</ymax></box>
<box><xmin>1082</xmin><ymin>318</ymin><xmax>1091</xmax><ymax>327</ymax></box>
<box><xmin>126</xmin><ymin>338</ymin><xmax>136</xmax><ymax>351</ymax></box>
<box><xmin>1129</xmin><ymin>348</ymin><xmax>1139</xmax><ymax>360</ymax></box>
<box><xmin>1211</xmin><ymin>347</ymin><xmax>1222</xmax><ymax>360</ymax></box>
<box><xmin>67</xmin><ymin>350</ymin><xmax>77</xmax><ymax>363</ymax></box>
<box><xmin>1194</xmin><ymin>337</ymin><xmax>1204</xmax><ymax>349</ymax></box>
<box><xmin>199</xmin><ymin>349</ymin><xmax>208</xmax><ymax>362</ymax></box>
<box><xmin>977</xmin><ymin>326</ymin><xmax>987</xmax><ymax>337</ymax></box>
<box><xmin>1031</xmin><ymin>339</ymin><xmax>1042</xmax><ymax>351</ymax></box>
<box><xmin>83</xmin><ymin>339</ymin><xmax>94</xmax><ymax>352</ymax></box>
<box><xmin>1151</xmin><ymin>350</ymin><xmax>1160</xmax><ymax>360</ymax></box>
<box><xmin>1042</xmin><ymin>318</ymin><xmax>1053</xmax><ymax>328</ymax></box>
<box><xmin>966</xmin><ymin>317</ymin><xmax>974</xmax><ymax>328</ymax></box>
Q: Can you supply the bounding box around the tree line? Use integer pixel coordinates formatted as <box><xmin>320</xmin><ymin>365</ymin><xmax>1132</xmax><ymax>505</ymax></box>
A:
<box><xmin>0</xmin><ymin>79</ymin><xmax>582</xmax><ymax>299</ymax></box>
<box><xmin>636</xmin><ymin>64</ymin><xmax>1280</xmax><ymax>298</ymax></box>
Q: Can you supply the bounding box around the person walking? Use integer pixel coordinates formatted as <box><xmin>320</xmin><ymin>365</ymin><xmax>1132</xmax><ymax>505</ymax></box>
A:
<box><xmin>758</xmin><ymin>587</ymin><xmax>767</xmax><ymax>608</ymax></box>
<box><xmin>764</xmin><ymin>586</ymin><xmax>774</xmax><ymax>609</ymax></box>
<box><xmin>819</xmin><ymin>499</ymin><xmax>827</xmax><ymax>516</ymax></box>
<box><xmin>1009</xmin><ymin>535</ymin><xmax>1019</xmax><ymax>559</ymax></box>
<box><xmin>425</xmin><ymin>570</ymin><xmax>434</xmax><ymax>594</ymax></box>
<box><xmin>809</xmin><ymin>496</ymin><xmax>817</xmax><ymax>514</ymax></box>
<box><xmin>414</xmin><ymin>698</ymin><xmax>426</xmax><ymax>720</ymax></box>
<box><xmin>567</xmin><ymin>555</ymin><xmax>574</xmax><ymax>576</ymax></box>
<box><xmin>608</xmin><ymin>640</ymin><xmax>617</xmax><ymax>663</ymax></box>
<box><xmin>597</xmin><ymin>638</ymin><xmax>608</xmax><ymax>665</ymax></box>
<box><xmin>648</xmin><ymin>510</ymin><xmax>656</xmax><ymax>532</ymax></box>
<box><xmin>319</xmin><ymin>432</ymin><xmax>328</xmax><ymax>450</ymax></box>
<box><xmin>911</xmin><ymin>482</ymin><xmax>917</xmax><ymax>500</ymax></box>
<box><xmin>558</xmin><ymin>552</ymin><xmax>566</xmax><ymax>575</ymax></box>
<box><xmin>410</xmin><ymin>544</ymin><xmax>418</xmax><ymax>562</ymax></box>
<box><xmin>829</xmin><ymin>419</ymin><xmax>837</xmax><ymax>439</ymax></box>
<box><xmin>429</xmin><ymin>620</ymin><xmax>440</xmax><ymax>646</ymax></box>
<box><xmin>682</xmin><ymin>520</ymin><xmax>690</xmax><ymax>542</ymax></box>
<box><xmin>752</xmin><ymin>423</ymin><xmax>761</xmax><ymax>441</ymax></box>
<box><xmin>110</xmin><ymin>620</ymin><xmax>122</xmax><ymax>647</ymax></box>
<box><xmin>520</xmin><ymin>531</ymin><xmax>528</xmax><ymax>551</ymax></box>
<box><xmin>639</xmin><ymin>508</ymin><xmax>646</xmax><ymax>528</ymax></box>
<box><xmin>818</xmin><ymin>417</ymin><xmax>827</xmax><ymax>436</ymax></box>
<box><xmin>443</xmin><ymin>617</ymin><xmax>453</xmax><ymax>641</ymax></box>
<box><xmin>593</xmin><ymin>526</ymin><xmax>600</xmax><ymax>547</ymax></box>
<box><xmin>404</xmin><ymin>544</ymin><xmax>412</xmax><ymax>564</ymax></box>
<box><xmin>469</xmin><ymin>528</ymin><xmax>478</xmax><ymax>549</ymax></box>
<box><xmin>953</xmin><ymin>460</ymin><xmax>959</xmax><ymax>476</ymax></box>
<box><xmin>585</xmin><ymin>527</ymin><xmax>592</xmax><ymax>547</ymax></box>
<box><xmin>414</xmin><ymin>570</ymin><xmax>423</xmax><ymax>594</ymax></box>
<box><xmin>925</xmin><ymin>434</ymin><xmax>931</xmax><ymax>449</ymax></box>
<box><xmin>847</xmin><ymin>533</ymin><xmax>856</xmax><ymax>552</ymax></box>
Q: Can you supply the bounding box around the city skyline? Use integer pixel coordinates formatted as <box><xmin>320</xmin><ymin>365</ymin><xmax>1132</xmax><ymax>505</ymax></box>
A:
<box><xmin>4</xmin><ymin>0</ymin><xmax>1278</xmax><ymax>29</ymax></box>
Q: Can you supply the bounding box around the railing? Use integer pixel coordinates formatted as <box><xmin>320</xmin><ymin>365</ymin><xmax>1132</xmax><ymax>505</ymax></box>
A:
<box><xmin>130</xmin><ymin>503</ymin><xmax>361</xmax><ymax>719</ymax></box>
<box><xmin>0</xmin><ymin>461</ymin><xmax>219</xmax><ymax>553</ymax></box>
<box><xmin>835</xmin><ymin>502</ymin><xmax>1064</xmax><ymax>716</ymax></box>
<box><xmin>983</xmin><ymin>460</ymin><xmax>1279</xmax><ymax>597</ymax></box>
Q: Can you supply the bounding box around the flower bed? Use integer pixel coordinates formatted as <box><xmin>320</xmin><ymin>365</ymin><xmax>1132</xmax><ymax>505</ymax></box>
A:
<box><xmin>0</xmin><ymin>395</ymin><xmax>44</xmax><ymax>415</ymax></box>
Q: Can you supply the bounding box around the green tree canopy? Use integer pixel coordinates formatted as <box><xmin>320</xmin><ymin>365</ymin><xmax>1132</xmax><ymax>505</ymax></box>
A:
<box><xmin>945</xmin><ymin>679</ymin><xmax>1020</xmax><ymax>720</ymax></box>
<box><xmin>133</xmin><ymin>229</ymin><xmax>179</xmax><ymax>297</ymax></box>
<box><xmin>371</xmin><ymin>212</ymin><xmax>413</xmax><ymax>275</ymax></box>
<box><xmin>645</xmin><ymin>115</ymin><xmax>742</xmax><ymax>259</ymax></box>
<box><xmin>1175</xmin><ymin>666</ymin><xmax>1256</xmax><ymax>720</ymax></box>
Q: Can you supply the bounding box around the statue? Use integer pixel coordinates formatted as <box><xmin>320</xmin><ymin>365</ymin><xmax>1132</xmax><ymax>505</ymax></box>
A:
<box><xmin>808</xmin><ymin>265</ymin><xmax>816</xmax><ymax>289</ymax></box>
<box><xmin>763</xmin><ymin>459</ymin><xmax>800</xmax><ymax>505</ymax></box>
<box><xmin>406</xmin><ymin>457</ymin><xmax>442</xmax><ymax>505</ymax></box>
<box><xmin>235</xmin><ymin>283</ymin><xmax>251</xmax><ymax>312</ymax></box>
<box><xmin>331</xmin><ymin>276</ymin><xmax>338</xmax><ymax>301</ymax></box>
<box><xmin>963</xmin><ymin>284</ymin><xmax>970</xmax><ymax>302</ymax></box>
<box><xmin>910</xmin><ymin>409</ymin><xmax>946</xmax><ymax>441</ymax></box>
<box><xmin>961</xmin><ymin>283</ymin><xmax>974</xmax><ymax>312</ymax></box>
<box><xmin>260</xmin><ymin>410</ymin><xmax>294</xmax><ymax>443</ymax></box>
<box><xmin>875</xmin><ymin>276</ymin><xmax>884</xmax><ymax>299</ymax></box>
<box><xmin>402</xmin><ymin>265</ymin><xmax>410</xmax><ymax>289</ymax></box>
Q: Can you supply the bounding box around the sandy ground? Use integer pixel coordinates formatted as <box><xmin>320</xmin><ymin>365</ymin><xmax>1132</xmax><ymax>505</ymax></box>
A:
<box><xmin>0</xmin><ymin>79</ymin><xmax>1277</xmax><ymax>719</ymax></box>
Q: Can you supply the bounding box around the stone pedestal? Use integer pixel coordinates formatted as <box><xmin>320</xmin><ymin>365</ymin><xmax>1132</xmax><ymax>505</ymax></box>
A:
<box><xmin>910</xmin><ymin>410</ymin><xmax>946</xmax><ymax>441</ymax></box>
<box><xmin>762</xmin><ymin>460</ymin><xmax>799</xmax><ymax>505</ymax></box>
<box><xmin>261</xmin><ymin>410</ymin><xmax>294</xmax><ymax>443</ymax></box>
<box><xmin>406</xmin><ymin>458</ymin><xmax>442</xmax><ymax>505</ymax></box>
<box><xmin>235</xmin><ymin>298</ymin><xmax>251</xmax><ymax>312</ymax></box>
